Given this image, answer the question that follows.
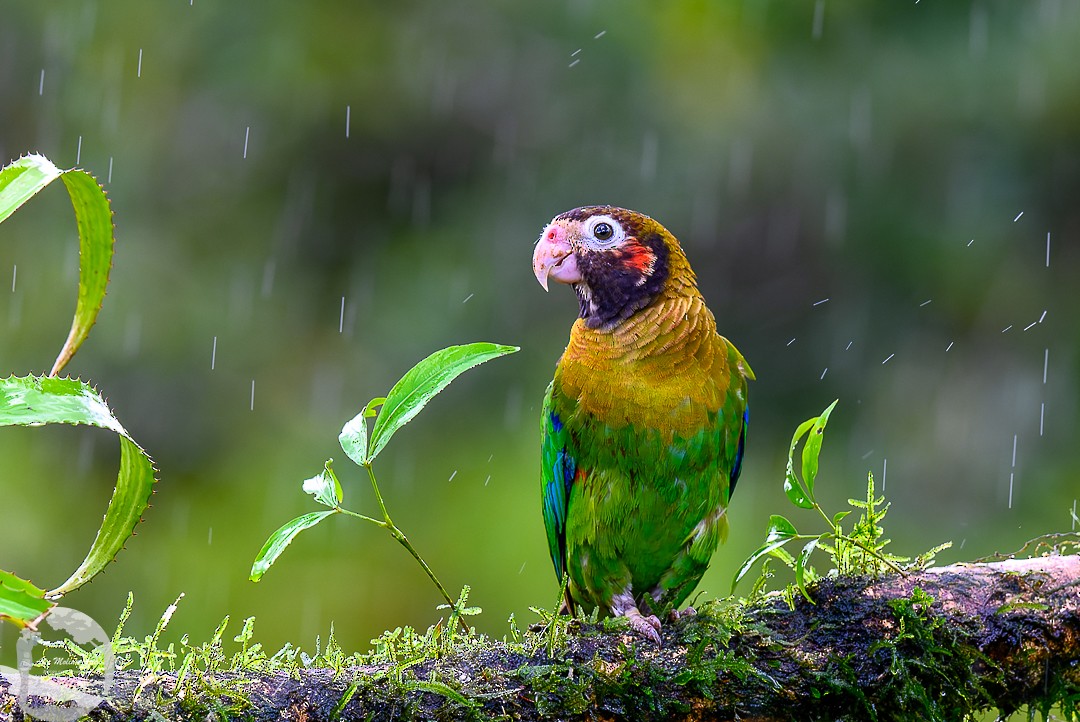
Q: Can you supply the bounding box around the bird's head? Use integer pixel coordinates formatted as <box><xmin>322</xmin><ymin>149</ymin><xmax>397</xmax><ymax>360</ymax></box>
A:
<box><xmin>533</xmin><ymin>206</ymin><xmax>693</xmax><ymax>329</ymax></box>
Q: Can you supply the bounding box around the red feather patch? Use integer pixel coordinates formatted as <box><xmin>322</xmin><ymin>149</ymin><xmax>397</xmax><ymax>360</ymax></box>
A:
<box><xmin>621</xmin><ymin>241</ymin><xmax>656</xmax><ymax>274</ymax></box>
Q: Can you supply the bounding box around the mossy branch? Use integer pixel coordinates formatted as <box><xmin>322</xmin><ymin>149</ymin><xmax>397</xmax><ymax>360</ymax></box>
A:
<box><xmin>4</xmin><ymin>556</ymin><xmax>1078</xmax><ymax>721</ymax></box>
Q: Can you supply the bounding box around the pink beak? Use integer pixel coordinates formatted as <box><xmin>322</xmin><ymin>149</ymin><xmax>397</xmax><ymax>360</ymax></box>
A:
<box><xmin>533</xmin><ymin>223</ymin><xmax>582</xmax><ymax>291</ymax></box>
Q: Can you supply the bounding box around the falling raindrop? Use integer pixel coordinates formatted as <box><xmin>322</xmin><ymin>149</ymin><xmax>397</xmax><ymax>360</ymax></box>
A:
<box><xmin>1023</xmin><ymin>321</ymin><xmax>1037</xmax><ymax>331</ymax></box>
<box><xmin>250</xmin><ymin>379</ymin><xmax>255</xmax><ymax>411</ymax></box>
<box><xmin>448</xmin><ymin>469</ymin><xmax>457</xmax><ymax>482</ymax></box>
<box><xmin>820</xmin><ymin>367</ymin><xmax>828</xmax><ymax>380</ymax></box>
<box><xmin>1012</xmin><ymin>211</ymin><xmax>1024</xmax><ymax>222</ymax></box>
<box><xmin>76</xmin><ymin>135</ymin><xmax>83</xmax><ymax>164</ymax></box>
<box><xmin>813</xmin><ymin>298</ymin><xmax>829</xmax><ymax>307</ymax></box>
<box><xmin>38</xmin><ymin>68</ymin><xmax>45</xmax><ymax>95</ymax></box>
<box><xmin>571</xmin><ymin>49</ymin><xmax>582</xmax><ymax>57</ymax></box>
<box><xmin>484</xmin><ymin>475</ymin><xmax>491</xmax><ymax>486</ymax></box>
<box><xmin>882</xmin><ymin>353</ymin><xmax>894</xmax><ymax>365</ymax></box>
<box><xmin>568</xmin><ymin>59</ymin><xmax>580</xmax><ymax>69</ymax></box>
<box><xmin>345</xmin><ymin>105</ymin><xmax>351</xmax><ymax>139</ymax></box>
<box><xmin>812</xmin><ymin>0</ymin><xmax>825</xmax><ymax>39</ymax></box>
<box><xmin>10</xmin><ymin>265</ymin><xmax>15</xmax><ymax>293</ymax></box>
<box><xmin>786</xmin><ymin>337</ymin><xmax>796</xmax><ymax>347</ymax></box>
<box><xmin>137</xmin><ymin>48</ymin><xmax>143</xmax><ymax>78</ymax></box>
<box><xmin>1001</xmin><ymin>325</ymin><xmax>1012</xmax><ymax>333</ymax></box>
<box><xmin>123</xmin><ymin>312</ymin><xmax>141</xmax><ymax>356</ymax></box>
<box><xmin>845</xmin><ymin>340</ymin><xmax>853</xmax><ymax>351</ymax></box>
<box><xmin>967</xmin><ymin>239</ymin><xmax>974</xmax><ymax>247</ymax></box>
<box><xmin>518</xmin><ymin>562</ymin><xmax>526</xmax><ymax>574</ymax></box>
<box><xmin>208</xmin><ymin>527</ymin><xmax>213</xmax><ymax>545</ymax></box>
<box><xmin>1038</xmin><ymin>310</ymin><xmax>1047</xmax><ymax>323</ymax></box>
<box><xmin>1072</xmin><ymin>500</ymin><xmax>1077</xmax><ymax>531</ymax></box>
<box><xmin>339</xmin><ymin>296</ymin><xmax>345</xmax><ymax>333</ymax></box>
<box><xmin>107</xmin><ymin>156</ymin><xmax>114</xmax><ymax>183</ymax></box>
<box><xmin>261</xmin><ymin>258</ymin><xmax>276</xmax><ymax>298</ymax></box>
<box><xmin>881</xmin><ymin>458</ymin><xmax>887</xmax><ymax>492</ymax></box>
<box><xmin>1043</xmin><ymin>348</ymin><xmax>1048</xmax><ymax>384</ymax></box>
<box><xmin>243</xmin><ymin>126</ymin><xmax>250</xmax><ymax>159</ymax></box>
<box><xmin>640</xmin><ymin>131</ymin><xmax>658</xmax><ymax>182</ymax></box>
<box><xmin>211</xmin><ymin>336</ymin><xmax>217</xmax><ymax>370</ymax></box>
<box><xmin>1008</xmin><ymin>472</ymin><xmax>1014</xmax><ymax>509</ymax></box>
<box><xmin>462</xmin><ymin>293</ymin><xmax>474</xmax><ymax>304</ymax></box>
<box><xmin>919</xmin><ymin>299</ymin><xmax>932</xmax><ymax>307</ymax></box>
<box><xmin>969</xmin><ymin>5</ymin><xmax>988</xmax><ymax>58</ymax></box>
<box><xmin>1045</xmin><ymin>232</ymin><xmax>1051</xmax><ymax>267</ymax></box>
<box><xmin>946</xmin><ymin>341</ymin><xmax>954</xmax><ymax>352</ymax></box>
<box><xmin>594</xmin><ymin>30</ymin><xmax>606</xmax><ymax>39</ymax></box>
<box><xmin>1039</xmin><ymin>402</ymin><xmax>1045</xmax><ymax>436</ymax></box>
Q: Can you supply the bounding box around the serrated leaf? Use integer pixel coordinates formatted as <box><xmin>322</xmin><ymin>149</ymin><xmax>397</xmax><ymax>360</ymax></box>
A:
<box><xmin>302</xmin><ymin>462</ymin><xmax>341</xmax><ymax>508</ymax></box>
<box><xmin>0</xmin><ymin>375</ymin><xmax>156</xmax><ymax>598</ymax></box>
<box><xmin>732</xmin><ymin>515</ymin><xmax>799</xmax><ymax>592</ymax></box>
<box><xmin>801</xmin><ymin>399</ymin><xmax>838</xmax><ymax>498</ymax></box>
<box><xmin>249</xmin><ymin>510</ymin><xmax>337</xmax><ymax>582</ymax></box>
<box><xmin>366</xmin><ymin>343</ymin><xmax>519</xmax><ymax>462</ymax></box>
<box><xmin>795</xmin><ymin>537</ymin><xmax>821</xmax><ymax>604</ymax></box>
<box><xmin>0</xmin><ymin>569</ymin><xmax>54</xmax><ymax>628</ymax></box>
<box><xmin>0</xmin><ymin>155</ymin><xmax>115</xmax><ymax>376</ymax></box>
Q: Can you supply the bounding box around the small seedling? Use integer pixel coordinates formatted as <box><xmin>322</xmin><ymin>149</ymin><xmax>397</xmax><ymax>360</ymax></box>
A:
<box><xmin>250</xmin><ymin>343</ymin><xmax>518</xmax><ymax>632</ymax></box>
<box><xmin>733</xmin><ymin>400</ymin><xmax>950</xmax><ymax>603</ymax></box>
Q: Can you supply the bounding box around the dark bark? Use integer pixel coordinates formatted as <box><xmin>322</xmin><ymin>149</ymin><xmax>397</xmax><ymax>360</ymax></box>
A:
<box><xmin>2</xmin><ymin>556</ymin><xmax>1078</xmax><ymax>721</ymax></box>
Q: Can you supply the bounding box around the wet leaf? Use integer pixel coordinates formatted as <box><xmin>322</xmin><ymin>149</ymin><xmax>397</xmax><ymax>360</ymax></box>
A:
<box><xmin>795</xmin><ymin>537</ymin><xmax>820</xmax><ymax>603</ymax></box>
<box><xmin>367</xmin><ymin>343</ymin><xmax>519</xmax><ymax>462</ymax></box>
<box><xmin>0</xmin><ymin>155</ymin><xmax>115</xmax><ymax>376</ymax></box>
<box><xmin>801</xmin><ymin>400</ymin><xmax>838</xmax><ymax>498</ymax></box>
<box><xmin>249</xmin><ymin>511</ymin><xmax>337</xmax><ymax>582</ymax></box>
<box><xmin>0</xmin><ymin>569</ymin><xmax>53</xmax><ymax>628</ymax></box>
<box><xmin>784</xmin><ymin>417</ymin><xmax>817</xmax><ymax>508</ymax></box>
<box><xmin>302</xmin><ymin>461</ymin><xmax>341</xmax><ymax>508</ymax></box>
<box><xmin>0</xmin><ymin>375</ymin><xmax>156</xmax><ymax>598</ymax></box>
<box><xmin>732</xmin><ymin>515</ymin><xmax>799</xmax><ymax>591</ymax></box>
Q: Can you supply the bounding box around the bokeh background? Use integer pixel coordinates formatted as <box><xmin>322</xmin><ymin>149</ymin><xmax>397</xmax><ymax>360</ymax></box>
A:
<box><xmin>2</xmin><ymin>0</ymin><xmax>1078</xmax><ymax>679</ymax></box>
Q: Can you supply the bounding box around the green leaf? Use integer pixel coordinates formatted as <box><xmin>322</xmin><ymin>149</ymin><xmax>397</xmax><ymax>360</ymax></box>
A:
<box><xmin>0</xmin><ymin>569</ymin><xmax>54</xmax><ymax>628</ymax></box>
<box><xmin>784</xmin><ymin>417</ymin><xmax>817</xmax><ymax>508</ymax></box>
<box><xmin>367</xmin><ymin>343</ymin><xmax>519</xmax><ymax>462</ymax></box>
<box><xmin>0</xmin><ymin>155</ymin><xmax>115</xmax><ymax>376</ymax></box>
<box><xmin>302</xmin><ymin>461</ymin><xmax>341</xmax><ymax>508</ymax></box>
<box><xmin>249</xmin><ymin>510</ymin><xmax>337</xmax><ymax>582</ymax></box>
<box><xmin>801</xmin><ymin>399</ymin><xmax>838</xmax><ymax>498</ymax></box>
<box><xmin>795</xmin><ymin>537</ymin><xmax>820</xmax><ymax>603</ymax></box>
<box><xmin>732</xmin><ymin>515</ymin><xmax>799</xmax><ymax>591</ymax></box>
<box><xmin>0</xmin><ymin>375</ymin><xmax>156</xmax><ymax>598</ymax></box>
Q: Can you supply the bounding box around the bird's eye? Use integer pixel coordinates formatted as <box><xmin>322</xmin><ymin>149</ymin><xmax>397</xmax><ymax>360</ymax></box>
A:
<box><xmin>593</xmin><ymin>222</ymin><xmax>614</xmax><ymax>241</ymax></box>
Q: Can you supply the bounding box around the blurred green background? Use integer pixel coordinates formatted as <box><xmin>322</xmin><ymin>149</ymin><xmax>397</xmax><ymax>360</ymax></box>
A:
<box><xmin>2</xmin><ymin>0</ymin><xmax>1078</xmax><ymax>671</ymax></box>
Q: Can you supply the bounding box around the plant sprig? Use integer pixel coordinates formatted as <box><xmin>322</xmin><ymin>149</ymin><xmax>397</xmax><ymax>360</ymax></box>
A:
<box><xmin>733</xmin><ymin>400</ymin><xmax>950</xmax><ymax>604</ymax></box>
<box><xmin>250</xmin><ymin>343</ymin><xmax>519</xmax><ymax>633</ymax></box>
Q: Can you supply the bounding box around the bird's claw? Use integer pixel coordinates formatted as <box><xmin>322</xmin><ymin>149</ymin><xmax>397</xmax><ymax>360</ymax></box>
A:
<box><xmin>626</xmin><ymin>609</ymin><xmax>662</xmax><ymax>645</ymax></box>
<box><xmin>668</xmin><ymin>606</ymin><xmax>697</xmax><ymax>622</ymax></box>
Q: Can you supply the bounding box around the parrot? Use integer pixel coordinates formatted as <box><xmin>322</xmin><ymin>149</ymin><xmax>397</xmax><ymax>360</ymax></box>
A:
<box><xmin>532</xmin><ymin>205</ymin><xmax>754</xmax><ymax>644</ymax></box>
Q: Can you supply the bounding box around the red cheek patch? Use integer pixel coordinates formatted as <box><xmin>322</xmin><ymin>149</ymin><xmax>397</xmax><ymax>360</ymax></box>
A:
<box><xmin>622</xmin><ymin>241</ymin><xmax>656</xmax><ymax>273</ymax></box>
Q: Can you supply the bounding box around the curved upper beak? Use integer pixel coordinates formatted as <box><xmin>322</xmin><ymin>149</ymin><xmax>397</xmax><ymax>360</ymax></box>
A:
<box><xmin>533</xmin><ymin>222</ymin><xmax>581</xmax><ymax>291</ymax></box>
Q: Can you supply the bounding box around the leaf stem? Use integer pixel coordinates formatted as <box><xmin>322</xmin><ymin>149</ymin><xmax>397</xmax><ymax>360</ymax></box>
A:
<box><xmin>362</xmin><ymin>462</ymin><xmax>470</xmax><ymax>634</ymax></box>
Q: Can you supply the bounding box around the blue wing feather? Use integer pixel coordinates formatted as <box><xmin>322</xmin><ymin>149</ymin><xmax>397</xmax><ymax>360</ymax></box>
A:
<box><xmin>540</xmin><ymin>382</ymin><xmax>574</xmax><ymax>583</ymax></box>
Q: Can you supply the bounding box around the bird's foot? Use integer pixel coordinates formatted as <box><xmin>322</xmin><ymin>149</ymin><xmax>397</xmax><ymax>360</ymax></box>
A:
<box><xmin>612</xmin><ymin>591</ymin><xmax>662</xmax><ymax>644</ymax></box>
<box><xmin>625</xmin><ymin>608</ymin><xmax>662</xmax><ymax>645</ymax></box>
<box><xmin>668</xmin><ymin>606</ymin><xmax>697</xmax><ymax>622</ymax></box>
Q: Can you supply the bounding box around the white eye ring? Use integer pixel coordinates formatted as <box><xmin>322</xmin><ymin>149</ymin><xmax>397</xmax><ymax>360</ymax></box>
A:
<box><xmin>586</xmin><ymin>215</ymin><xmax>624</xmax><ymax>247</ymax></box>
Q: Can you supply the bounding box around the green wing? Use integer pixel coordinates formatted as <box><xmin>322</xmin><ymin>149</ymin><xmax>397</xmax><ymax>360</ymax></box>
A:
<box><xmin>540</xmin><ymin>381</ymin><xmax>575</xmax><ymax>583</ymax></box>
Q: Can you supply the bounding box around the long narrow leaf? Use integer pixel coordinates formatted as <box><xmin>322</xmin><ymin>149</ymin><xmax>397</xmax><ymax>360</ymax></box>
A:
<box><xmin>801</xmin><ymin>399</ymin><xmax>838</xmax><ymax>499</ymax></box>
<box><xmin>367</xmin><ymin>343</ymin><xmax>519</xmax><ymax>462</ymax></box>
<box><xmin>249</xmin><ymin>511</ymin><xmax>337</xmax><ymax>582</ymax></box>
<box><xmin>784</xmin><ymin>417</ymin><xmax>818</xmax><ymax>508</ymax></box>
<box><xmin>0</xmin><ymin>155</ymin><xmax>115</xmax><ymax>376</ymax></box>
<box><xmin>0</xmin><ymin>376</ymin><xmax>156</xmax><ymax>599</ymax></box>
